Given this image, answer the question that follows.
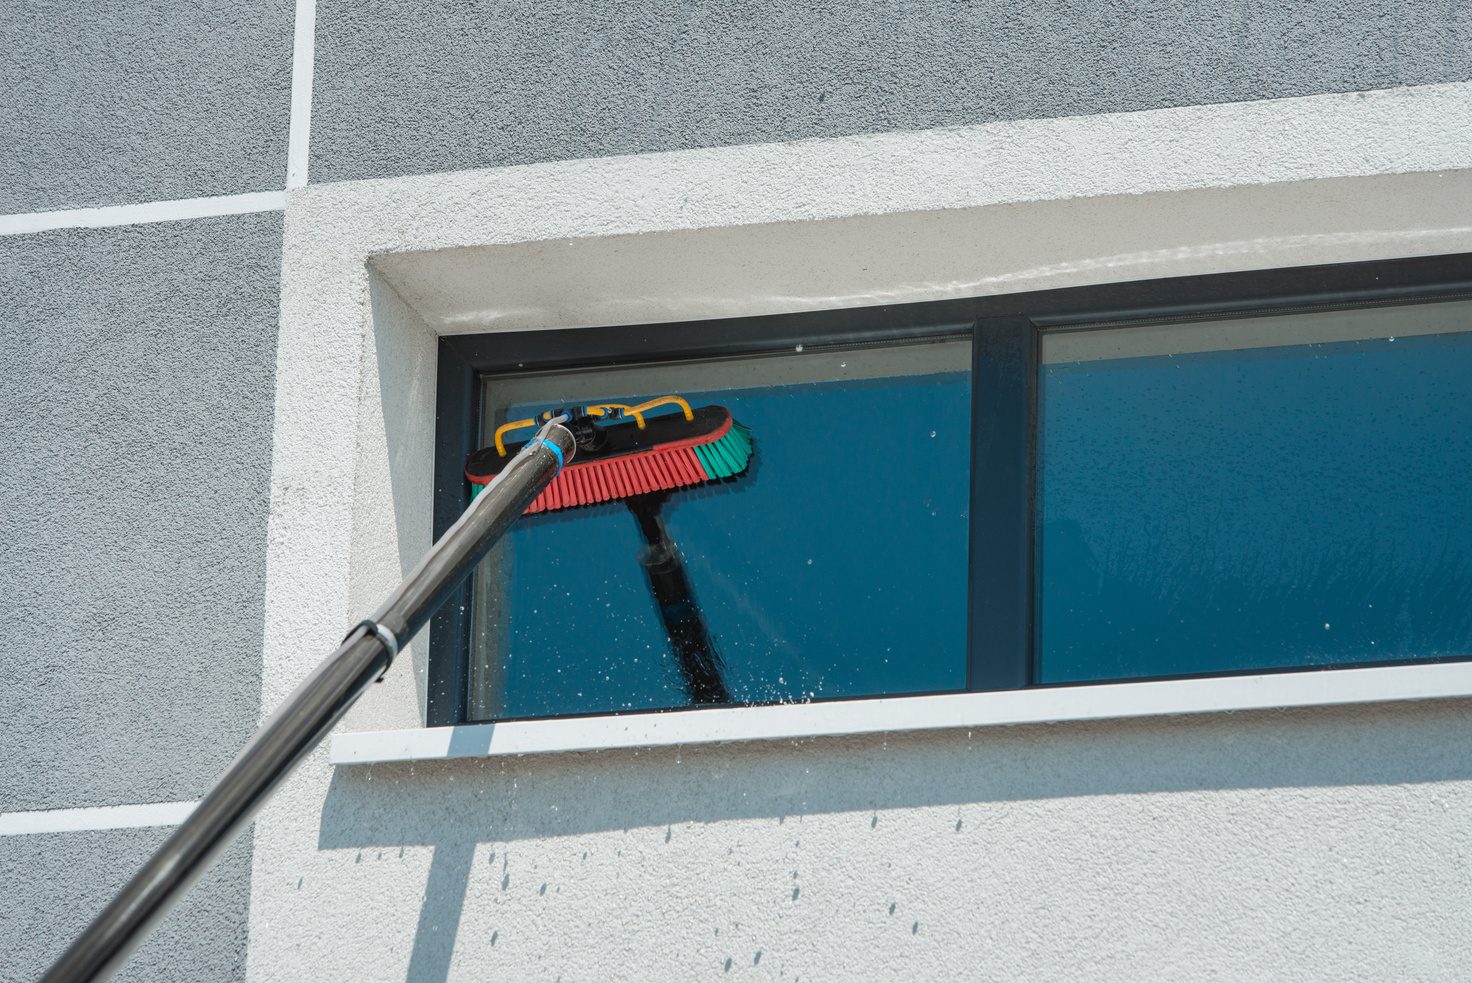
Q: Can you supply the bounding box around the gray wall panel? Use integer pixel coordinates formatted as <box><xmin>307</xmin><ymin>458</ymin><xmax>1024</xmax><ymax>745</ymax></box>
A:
<box><xmin>0</xmin><ymin>0</ymin><xmax>293</xmax><ymax>213</ymax></box>
<box><xmin>309</xmin><ymin>0</ymin><xmax>1472</xmax><ymax>185</ymax></box>
<box><xmin>0</xmin><ymin>826</ymin><xmax>251</xmax><ymax>983</ymax></box>
<box><xmin>0</xmin><ymin>213</ymin><xmax>280</xmax><ymax>812</ymax></box>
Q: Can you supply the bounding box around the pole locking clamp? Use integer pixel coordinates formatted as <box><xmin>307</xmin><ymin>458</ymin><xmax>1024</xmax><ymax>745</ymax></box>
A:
<box><xmin>343</xmin><ymin>619</ymin><xmax>400</xmax><ymax>680</ymax></box>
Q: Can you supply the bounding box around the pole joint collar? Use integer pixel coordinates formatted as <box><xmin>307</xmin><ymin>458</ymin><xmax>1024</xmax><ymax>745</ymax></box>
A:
<box><xmin>344</xmin><ymin>619</ymin><xmax>400</xmax><ymax>680</ymax></box>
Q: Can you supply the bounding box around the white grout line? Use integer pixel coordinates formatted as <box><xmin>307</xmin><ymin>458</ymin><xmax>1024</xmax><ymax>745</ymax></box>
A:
<box><xmin>332</xmin><ymin>660</ymin><xmax>1472</xmax><ymax>764</ymax></box>
<box><xmin>0</xmin><ymin>190</ymin><xmax>287</xmax><ymax>237</ymax></box>
<box><xmin>0</xmin><ymin>801</ymin><xmax>198</xmax><ymax>837</ymax></box>
<box><xmin>286</xmin><ymin>0</ymin><xmax>317</xmax><ymax>189</ymax></box>
<box><xmin>0</xmin><ymin>0</ymin><xmax>308</xmax><ymax>235</ymax></box>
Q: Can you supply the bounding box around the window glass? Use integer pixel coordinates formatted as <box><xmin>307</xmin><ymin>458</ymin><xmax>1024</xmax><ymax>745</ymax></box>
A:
<box><xmin>1037</xmin><ymin>300</ymin><xmax>1472</xmax><ymax>682</ymax></box>
<box><xmin>469</xmin><ymin>337</ymin><xmax>971</xmax><ymax>721</ymax></box>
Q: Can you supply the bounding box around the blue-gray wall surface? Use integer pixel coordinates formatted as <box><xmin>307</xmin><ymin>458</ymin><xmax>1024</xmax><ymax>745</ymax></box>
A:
<box><xmin>0</xmin><ymin>216</ymin><xmax>281</xmax><ymax>812</ymax></box>
<box><xmin>0</xmin><ymin>0</ymin><xmax>295</xmax><ymax>212</ymax></box>
<box><xmin>4</xmin><ymin>0</ymin><xmax>290</xmax><ymax>974</ymax></box>
<box><xmin>0</xmin><ymin>832</ymin><xmax>253</xmax><ymax>983</ymax></box>
<box><xmin>3</xmin><ymin>1</ymin><xmax>1469</xmax><ymax>980</ymax></box>
<box><xmin>0</xmin><ymin>216</ymin><xmax>281</xmax><ymax>978</ymax></box>
<box><xmin>308</xmin><ymin>0</ymin><xmax>1472</xmax><ymax>184</ymax></box>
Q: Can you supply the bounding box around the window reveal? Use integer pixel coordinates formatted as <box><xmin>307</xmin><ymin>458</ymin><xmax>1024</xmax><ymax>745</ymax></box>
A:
<box><xmin>429</xmin><ymin>261</ymin><xmax>1472</xmax><ymax>728</ymax></box>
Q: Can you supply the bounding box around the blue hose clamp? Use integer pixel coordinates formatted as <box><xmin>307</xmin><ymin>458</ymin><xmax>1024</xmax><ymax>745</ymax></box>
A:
<box><xmin>527</xmin><ymin>437</ymin><xmax>564</xmax><ymax>474</ymax></box>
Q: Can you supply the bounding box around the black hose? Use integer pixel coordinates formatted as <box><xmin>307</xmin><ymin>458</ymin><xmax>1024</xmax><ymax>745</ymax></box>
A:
<box><xmin>626</xmin><ymin>491</ymin><xmax>732</xmax><ymax>704</ymax></box>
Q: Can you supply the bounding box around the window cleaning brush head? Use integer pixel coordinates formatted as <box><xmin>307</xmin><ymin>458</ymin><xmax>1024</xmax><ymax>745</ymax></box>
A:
<box><xmin>465</xmin><ymin>395</ymin><xmax>753</xmax><ymax>514</ymax></box>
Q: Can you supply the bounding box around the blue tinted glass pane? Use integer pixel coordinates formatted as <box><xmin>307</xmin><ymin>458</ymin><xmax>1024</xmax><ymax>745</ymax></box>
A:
<box><xmin>472</xmin><ymin>363</ymin><xmax>971</xmax><ymax>720</ymax></box>
<box><xmin>1038</xmin><ymin>327</ymin><xmax>1472</xmax><ymax>683</ymax></box>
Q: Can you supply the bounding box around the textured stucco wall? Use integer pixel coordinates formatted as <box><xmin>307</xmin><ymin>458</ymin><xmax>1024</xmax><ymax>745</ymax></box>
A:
<box><xmin>309</xmin><ymin>0</ymin><xmax>1472</xmax><ymax>184</ymax></box>
<box><xmin>0</xmin><ymin>215</ymin><xmax>280</xmax><ymax>811</ymax></box>
<box><xmin>0</xmin><ymin>831</ymin><xmax>253</xmax><ymax>983</ymax></box>
<box><xmin>0</xmin><ymin>214</ymin><xmax>281</xmax><ymax>980</ymax></box>
<box><xmin>7</xmin><ymin>1</ymin><xmax>1472</xmax><ymax>977</ymax></box>
<box><xmin>0</xmin><ymin>0</ymin><xmax>294</xmax><ymax>212</ymax></box>
<box><xmin>255</xmin><ymin>702</ymin><xmax>1472</xmax><ymax>981</ymax></box>
<box><xmin>254</xmin><ymin>86</ymin><xmax>1472</xmax><ymax>980</ymax></box>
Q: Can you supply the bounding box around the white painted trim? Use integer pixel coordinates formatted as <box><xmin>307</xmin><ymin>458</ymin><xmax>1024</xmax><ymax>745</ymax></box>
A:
<box><xmin>331</xmin><ymin>660</ymin><xmax>1472</xmax><ymax>764</ymax></box>
<box><xmin>319</xmin><ymin>81</ymin><xmax>1472</xmax><ymax>254</ymax></box>
<box><xmin>0</xmin><ymin>191</ymin><xmax>287</xmax><ymax>237</ymax></box>
<box><xmin>314</xmin><ymin>81</ymin><xmax>1472</xmax><ymax>335</ymax></box>
<box><xmin>286</xmin><ymin>0</ymin><xmax>317</xmax><ymax>189</ymax></box>
<box><xmin>271</xmin><ymin>81</ymin><xmax>1472</xmax><ymax>751</ymax></box>
<box><xmin>0</xmin><ymin>801</ymin><xmax>198</xmax><ymax>837</ymax></box>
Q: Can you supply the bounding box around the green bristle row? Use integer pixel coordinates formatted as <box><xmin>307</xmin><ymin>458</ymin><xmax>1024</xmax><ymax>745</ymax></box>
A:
<box><xmin>693</xmin><ymin>422</ymin><xmax>753</xmax><ymax>480</ymax></box>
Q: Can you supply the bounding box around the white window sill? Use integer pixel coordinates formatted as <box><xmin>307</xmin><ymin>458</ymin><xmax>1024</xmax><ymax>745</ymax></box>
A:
<box><xmin>329</xmin><ymin>660</ymin><xmax>1472</xmax><ymax>766</ymax></box>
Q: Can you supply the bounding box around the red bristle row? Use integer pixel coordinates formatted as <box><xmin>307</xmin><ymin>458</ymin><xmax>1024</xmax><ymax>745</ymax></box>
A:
<box><xmin>522</xmin><ymin>446</ymin><xmax>713</xmax><ymax>514</ymax></box>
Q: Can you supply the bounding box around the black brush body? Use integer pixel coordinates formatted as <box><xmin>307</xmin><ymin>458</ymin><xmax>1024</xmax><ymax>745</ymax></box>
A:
<box><xmin>626</xmin><ymin>491</ymin><xmax>732</xmax><ymax>704</ymax></box>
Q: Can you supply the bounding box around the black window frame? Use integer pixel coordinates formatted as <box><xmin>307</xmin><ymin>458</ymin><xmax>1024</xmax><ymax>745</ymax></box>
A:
<box><xmin>427</xmin><ymin>252</ymin><xmax>1472</xmax><ymax>727</ymax></box>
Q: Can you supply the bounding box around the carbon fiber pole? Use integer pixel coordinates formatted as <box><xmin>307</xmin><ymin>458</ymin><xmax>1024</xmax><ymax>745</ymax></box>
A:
<box><xmin>39</xmin><ymin>422</ymin><xmax>575</xmax><ymax>983</ymax></box>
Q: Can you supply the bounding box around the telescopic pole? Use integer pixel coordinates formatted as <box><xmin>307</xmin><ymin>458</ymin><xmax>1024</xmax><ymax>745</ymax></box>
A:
<box><xmin>39</xmin><ymin>422</ymin><xmax>575</xmax><ymax>983</ymax></box>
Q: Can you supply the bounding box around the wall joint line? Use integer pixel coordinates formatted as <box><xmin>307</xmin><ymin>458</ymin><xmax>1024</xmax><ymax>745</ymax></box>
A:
<box><xmin>0</xmin><ymin>801</ymin><xmax>198</xmax><ymax>836</ymax></box>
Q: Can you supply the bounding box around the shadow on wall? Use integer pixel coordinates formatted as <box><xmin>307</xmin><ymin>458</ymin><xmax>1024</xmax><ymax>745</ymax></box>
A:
<box><xmin>318</xmin><ymin>698</ymin><xmax>1472</xmax><ymax>981</ymax></box>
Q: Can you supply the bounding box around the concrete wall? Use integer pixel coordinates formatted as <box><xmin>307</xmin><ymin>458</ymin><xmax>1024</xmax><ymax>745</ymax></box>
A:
<box><xmin>0</xmin><ymin>217</ymin><xmax>282</xmax><ymax>812</ymax></box>
<box><xmin>0</xmin><ymin>2</ymin><xmax>288</xmax><ymax>971</ymax></box>
<box><xmin>0</xmin><ymin>832</ymin><xmax>253</xmax><ymax>983</ymax></box>
<box><xmin>4</xmin><ymin>2</ymin><xmax>1472</xmax><ymax>982</ymax></box>
<box><xmin>0</xmin><ymin>0</ymin><xmax>293</xmax><ymax>212</ymax></box>
<box><xmin>309</xmin><ymin>0</ymin><xmax>1472</xmax><ymax>183</ymax></box>
<box><xmin>281</xmin><ymin>702</ymin><xmax>1472</xmax><ymax>981</ymax></box>
<box><xmin>0</xmin><ymin>215</ymin><xmax>281</xmax><ymax>980</ymax></box>
<box><xmin>257</xmin><ymin>99</ymin><xmax>1472</xmax><ymax>980</ymax></box>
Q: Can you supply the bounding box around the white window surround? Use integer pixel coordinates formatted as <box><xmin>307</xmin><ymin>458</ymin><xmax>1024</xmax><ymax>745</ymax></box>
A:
<box><xmin>264</xmin><ymin>83</ymin><xmax>1472</xmax><ymax>762</ymax></box>
<box><xmin>331</xmin><ymin>660</ymin><xmax>1472</xmax><ymax>764</ymax></box>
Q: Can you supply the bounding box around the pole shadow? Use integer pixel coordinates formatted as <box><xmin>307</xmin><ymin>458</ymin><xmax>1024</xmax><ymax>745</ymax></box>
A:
<box><xmin>403</xmin><ymin>841</ymin><xmax>476</xmax><ymax>983</ymax></box>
